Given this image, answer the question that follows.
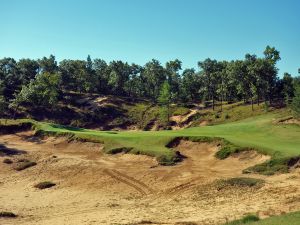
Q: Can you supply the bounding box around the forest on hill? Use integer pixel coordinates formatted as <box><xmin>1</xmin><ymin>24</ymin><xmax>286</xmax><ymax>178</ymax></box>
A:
<box><xmin>0</xmin><ymin>46</ymin><xmax>300</xmax><ymax>122</ymax></box>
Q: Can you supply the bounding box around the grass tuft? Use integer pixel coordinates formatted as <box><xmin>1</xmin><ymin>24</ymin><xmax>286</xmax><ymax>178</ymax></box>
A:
<box><xmin>3</xmin><ymin>158</ymin><xmax>13</xmax><ymax>164</ymax></box>
<box><xmin>34</xmin><ymin>181</ymin><xmax>56</xmax><ymax>189</ymax></box>
<box><xmin>224</xmin><ymin>214</ymin><xmax>259</xmax><ymax>225</ymax></box>
<box><xmin>244</xmin><ymin>156</ymin><xmax>300</xmax><ymax>175</ymax></box>
<box><xmin>14</xmin><ymin>161</ymin><xmax>37</xmax><ymax>171</ymax></box>
<box><xmin>216</xmin><ymin>177</ymin><xmax>264</xmax><ymax>190</ymax></box>
<box><xmin>0</xmin><ymin>211</ymin><xmax>17</xmax><ymax>218</ymax></box>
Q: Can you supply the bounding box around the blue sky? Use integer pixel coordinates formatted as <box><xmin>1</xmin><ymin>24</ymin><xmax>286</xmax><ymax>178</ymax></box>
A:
<box><xmin>0</xmin><ymin>0</ymin><xmax>299</xmax><ymax>76</ymax></box>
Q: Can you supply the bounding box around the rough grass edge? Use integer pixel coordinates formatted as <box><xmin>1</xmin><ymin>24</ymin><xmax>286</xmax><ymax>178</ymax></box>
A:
<box><xmin>224</xmin><ymin>214</ymin><xmax>259</xmax><ymax>225</ymax></box>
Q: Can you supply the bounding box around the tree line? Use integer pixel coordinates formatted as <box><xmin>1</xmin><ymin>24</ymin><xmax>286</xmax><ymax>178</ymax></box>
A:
<box><xmin>0</xmin><ymin>46</ymin><xmax>300</xmax><ymax>118</ymax></box>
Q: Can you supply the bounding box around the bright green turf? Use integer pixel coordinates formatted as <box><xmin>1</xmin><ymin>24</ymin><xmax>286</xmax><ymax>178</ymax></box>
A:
<box><xmin>1</xmin><ymin>111</ymin><xmax>300</xmax><ymax>164</ymax></box>
<box><xmin>32</xmin><ymin>112</ymin><xmax>300</xmax><ymax>157</ymax></box>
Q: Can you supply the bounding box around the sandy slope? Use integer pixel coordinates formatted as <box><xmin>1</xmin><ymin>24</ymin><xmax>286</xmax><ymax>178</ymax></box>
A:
<box><xmin>0</xmin><ymin>132</ymin><xmax>300</xmax><ymax>225</ymax></box>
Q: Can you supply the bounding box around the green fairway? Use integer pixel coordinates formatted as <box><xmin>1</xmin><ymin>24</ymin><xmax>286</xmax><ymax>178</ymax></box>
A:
<box><xmin>35</xmin><ymin>112</ymin><xmax>300</xmax><ymax>156</ymax></box>
<box><xmin>1</xmin><ymin>111</ymin><xmax>300</xmax><ymax>168</ymax></box>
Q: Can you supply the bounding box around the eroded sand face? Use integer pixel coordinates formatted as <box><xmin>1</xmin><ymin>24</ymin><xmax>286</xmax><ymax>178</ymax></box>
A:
<box><xmin>0</xmin><ymin>132</ymin><xmax>300</xmax><ymax>225</ymax></box>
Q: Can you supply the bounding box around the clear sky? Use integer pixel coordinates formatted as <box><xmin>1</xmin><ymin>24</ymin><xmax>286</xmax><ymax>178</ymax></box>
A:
<box><xmin>0</xmin><ymin>0</ymin><xmax>299</xmax><ymax>76</ymax></box>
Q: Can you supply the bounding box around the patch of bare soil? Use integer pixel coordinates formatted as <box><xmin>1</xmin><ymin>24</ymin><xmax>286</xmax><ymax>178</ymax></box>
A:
<box><xmin>170</xmin><ymin>110</ymin><xmax>198</xmax><ymax>130</ymax></box>
<box><xmin>0</xmin><ymin>133</ymin><xmax>300</xmax><ymax>225</ymax></box>
<box><xmin>275</xmin><ymin>116</ymin><xmax>300</xmax><ymax>126</ymax></box>
<box><xmin>281</xmin><ymin>118</ymin><xmax>300</xmax><ymax>126</ymax></box>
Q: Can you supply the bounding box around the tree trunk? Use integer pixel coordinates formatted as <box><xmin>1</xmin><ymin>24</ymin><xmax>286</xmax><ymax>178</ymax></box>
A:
<box><xmin>13</xmin><ymin>104</ymin><xmax>20</xmax><ymax>120</ymax></box>
<box><xmin>220</xmin><ymin>97</ymin><xmax>223</xmax><ymax>112</ymax></box>
<box><xmin>212</xmin><ymin>97</ymin><xmax>215</xmax><ymax>111</ymax></box>
<box><xmin>167</xmin><ymin>103</ymin><xmax>170</xmax><ymax>124</ymax></box>
<box><xmin>251</xmin><ymin>97</ymin><xmax>254</xmax><ymax>111</ymax></box>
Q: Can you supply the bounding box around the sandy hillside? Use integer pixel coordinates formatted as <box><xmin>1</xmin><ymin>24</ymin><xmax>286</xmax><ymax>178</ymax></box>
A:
<box><xmin>0</xmin><ymin>132</ymin><xmax>300</xmax><ymax>225</ymax></box>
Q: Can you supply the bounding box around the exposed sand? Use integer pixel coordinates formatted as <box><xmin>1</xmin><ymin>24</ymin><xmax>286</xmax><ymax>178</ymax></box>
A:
<box><xmin>0</xmin><ymin>132</ymin><xmax>300</xmax><ymax>225</ymax></box>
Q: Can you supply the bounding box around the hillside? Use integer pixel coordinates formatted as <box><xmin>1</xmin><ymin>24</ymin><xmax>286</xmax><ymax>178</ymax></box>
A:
<box><xmin>10</xmin><ymin>92</ymin><xmax>286</xmax><ymax>132</ymax></box>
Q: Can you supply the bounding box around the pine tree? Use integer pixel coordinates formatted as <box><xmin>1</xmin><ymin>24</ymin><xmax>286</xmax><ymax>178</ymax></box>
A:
<box><xmin>158</xmin><ymin>81</ymin><xmax>171</xmax><ymax>127</ymax></box>
<box><xmin>291</xmin><ymin>84</ymin><xmax>300</xmax><ymax>118</ymax></box>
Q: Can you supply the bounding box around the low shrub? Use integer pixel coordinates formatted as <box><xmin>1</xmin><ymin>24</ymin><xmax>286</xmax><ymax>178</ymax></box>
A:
<box><xmin>157</xmin><ymin>155</ymin><xmax>174</xmax><ymax>166</ymax></box>
<box><xmin>34</xmin><ymin>181</ymin><xmax>56</xmax><ymax>189</ymax></box>
<box><xmin>243</xmin><ymin>156</ymin><xmax>299</xmax><ymax>175</ymax></box>
<box><xmin>14</xmin><ymin>161</ymin><xmax>37</xmax><ymax>171</ymax></box>
<box><xmin>0</xmin><ymin>211</ymin><xmax>17</xmax><ymax>218</ymax></box>
<box><xmin>3</xmin><ymin>158</ymin><xmax>13</xmax><ymax>164</ymax></box>
<box><xmin>215</xmin><ymin>142</ymin><xmax>251</xmax><ymax>160</ymax></box>
<box><xmin>217</xmin><ymin>177</ymin><xmax>264</xmax><ymax>190</ymax></box>
<box><xmin>241</xmin><ymin>214</ymin><xmax>260</xmax><ymax>223</ymax></box>
<box><xmin>107</xmin><ymin>147</ymin><xmax>133</xmax><ymax>154</ymax></box>
<box><xmin>224</xmin><ymin>214</ymin><xmax>260</xmax><ymax>224</ymax></box>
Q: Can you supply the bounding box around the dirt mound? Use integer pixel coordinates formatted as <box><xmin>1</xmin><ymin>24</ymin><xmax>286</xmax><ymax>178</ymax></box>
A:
<box><xmin>275</xmin><ymin>116</ymin><xmax>300</xmax><ymax>126</ymax></box>
<box><xmin>0</xmin><ymin>133</ymin><xmax>299</xmax><ymax>225</ymax></box>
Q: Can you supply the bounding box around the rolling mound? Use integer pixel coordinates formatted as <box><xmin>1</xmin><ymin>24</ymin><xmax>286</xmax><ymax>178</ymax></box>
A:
<box><xmin>1</xmin><ymin>132</ymin><xmax>299</xmax><ymax>225</ymax></box>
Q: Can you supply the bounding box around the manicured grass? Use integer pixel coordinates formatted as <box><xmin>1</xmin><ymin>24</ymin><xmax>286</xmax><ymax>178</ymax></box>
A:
<box><xmin>225</xmin><ymin>211</ymin><xmax>300</xmax><ymax>225</ymax></box>
<box><xmin>1</xmin><ymin>110</ymin><xmax>300</xmax><ymax>170</ymax></box>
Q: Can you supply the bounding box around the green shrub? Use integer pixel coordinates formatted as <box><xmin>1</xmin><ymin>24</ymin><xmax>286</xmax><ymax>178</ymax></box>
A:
<box><xmin>241</xmin><ymin>214</ymin><xmax>260</xmax><ymax>223</ymax></box>
<box><xmin>243</xmin><ymin>156</ymin><xmax>299</xmax><ymax>175</ymax></box>
<box><xmin>14</xmin><ymin>161</ymin><xmax>37</xmax><ymax>171</ymax></box>
<box><xmin>224</xmin><ymin>214</ymin><xmax>259</xmax><ymax>224</ymax></box>
<box><xmin>291</xmin><ymin>84</ymin><xmax>300</xmax><ymax>118</ymax></box>
<box><xmin>107</xmin><ymin>147</ymin><xmax>133</xmax><ymax>154</ymax></box>
<box><xmin>157</xmin><ymin>151</ymin><xmax>183</xmax><ymax>166</ymax></box>
<box><xmin>34</xmin><ymin>181</ymin><xmax>56</xmax><ymax>189</ymax></box>
<box><xmin>215</xmin><ymin>146</ymin><xmax>234</xmax><ymax>159</ymax></box>
<box><xmin>217</xmin><ymin>177</ymin><xmax>264</xmax><ymax>190</ymax></box>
